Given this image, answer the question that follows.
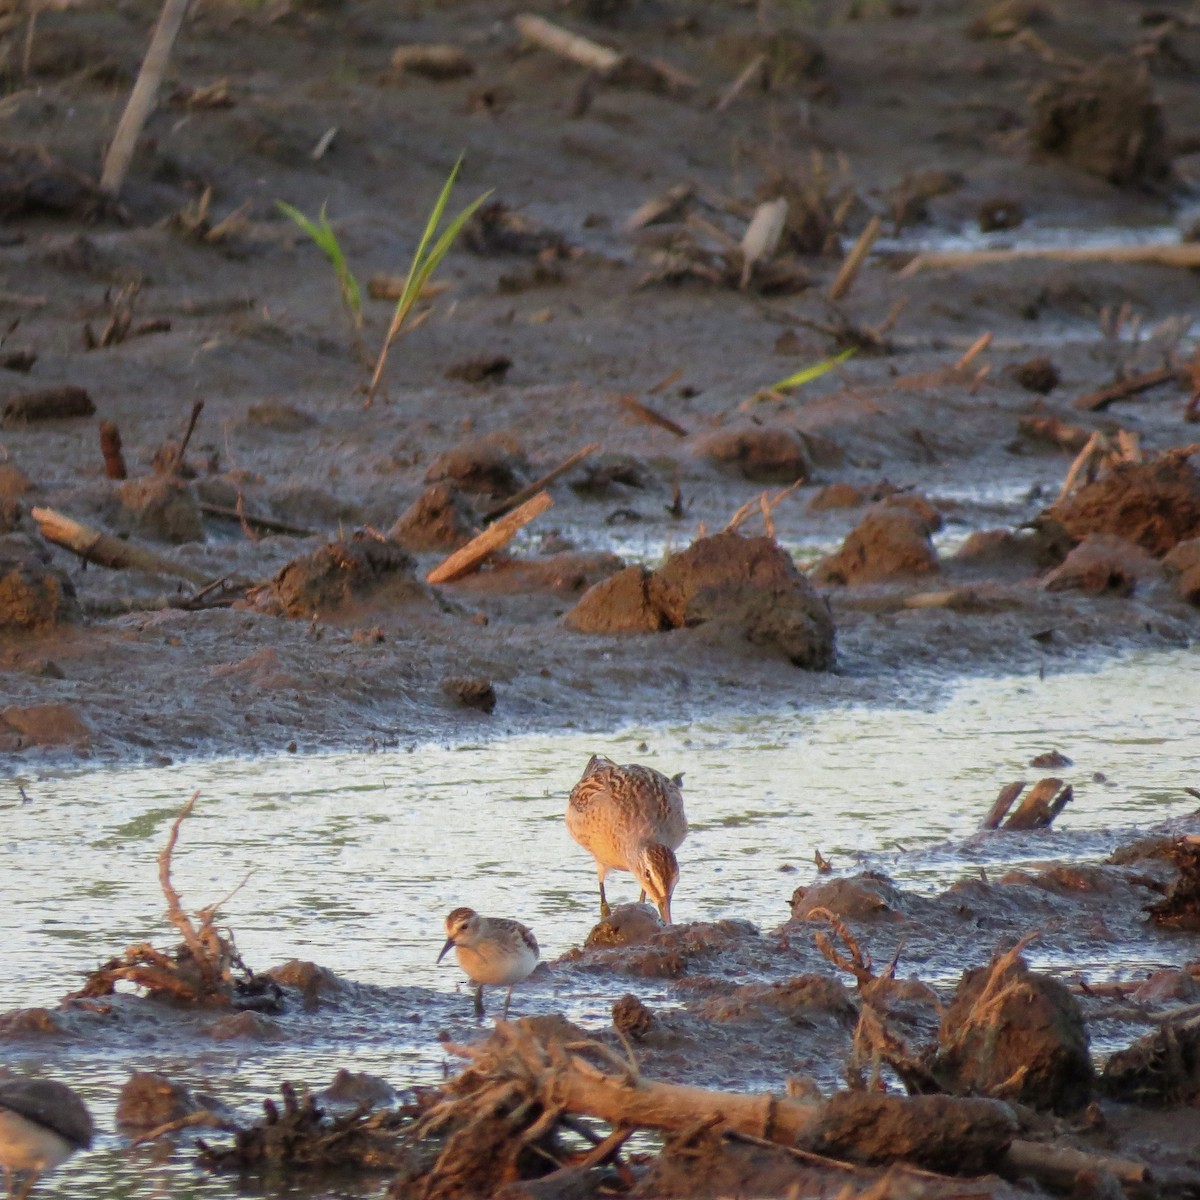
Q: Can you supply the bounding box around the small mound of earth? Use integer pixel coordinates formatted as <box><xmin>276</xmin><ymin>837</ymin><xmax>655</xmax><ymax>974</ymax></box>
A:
<box><xmin>116</xmin><ymin>476</ymin><xmax>204</xmax><ymax>543</ymax></box>
<box><xmin>813</xmin><ymin>504</ymin><xmax>939</xmax><ymax>585</ymax></box>
<box><xmin>261</xmin><ymin>533</ymin><xmax>429</xmax><ymax>618</ymax></box>
<box><xmin>424</xmin><ymin>435</ymin><xmax>527</xmax><ymax>498</ymax></box>
<box><xmin>1</xmin><ymin>702</ymin><xmax>91</xmax><ymax>749</ymax></box>
<box><xmin>932</xmin><ymin>952</ymin><xmax>1093</xmax><ymax>1114</ymax></box>
<box><xmin>1040</xmin><ymin>450</ymin><xmax>1200</xmax><ymax>557</ymax></box>
<box><xmin>566</xmin><ymin>531</ymin><xmax>835</xmax><ymax>670</ymax></box>
<box><xmin>0</xmin><ymin>543</ymin><xmax>79</xmax><ymax>632</ymax></box>
<box><xmin>694</xmin><ymin>974</ymin><xmax>855</xmax><ymax>1025</ymax></box>
<box><xmin>1041</xmin><ymin>533</ymin><xmax>1161</xmax><ymax>596</ymax></box>
<box><xmin>789</xmin><ymin>872</ymin><xmax>904</xmax><ymax>921</ymax></box>
<box><xmin>1029</xmin><ymin>58</ymin><xmax>1172</xmax><ymax>187</ymax></box>
<box><xmin>1164</xmin><ymin>537</ymin><xmax>1200</xmax><ymax>605</ymax></box>
<box><xmin>388</xmin><ymin>483</ymin><xmax>475</xmax><ymax>552</ymax></box>
<box><xmin>692</xmin><ymin>425</ymin><xmax>810</xmax><ymax>484</ymax></box>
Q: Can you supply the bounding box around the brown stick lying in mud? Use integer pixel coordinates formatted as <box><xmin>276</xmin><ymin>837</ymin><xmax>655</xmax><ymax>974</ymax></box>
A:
<box><xmin>484</xmin><ymin>443</ymin><xmax>599</xmax><ymax>519</ymax></box>
<box><xmin>1072</xmin><ymin>364</ymin><xmax>1183</xmax><ymax>412</ymax></box>
<box><xmin>197</xmin><ymin>502</ymin><xmax>315</xmax><ymax>538</ymax></box>
<box><xmin>100</xmin><ymin>0</ymin><xmax>191</xmax><ymax>196</ymax></box>
<box><xmin>30</xmin><ymin>505</ymin><xmax>212</xmax><ymax>585</ymax></box>
<box><xmin>618</xmin><ymin>394</ymin><xmax>689</xmax><ymax>437</ymax></box>
<box><xmin>898</xmin><ymin>242</ymin><xmax>1200</xmax><ymax>277</ymax></box>
<box><xmin>427</xmin><ymin>491</ymin><xmax>553</xmax><ymax>584</ymax></box>
<box><xmin>828</xmin><ymin>215</ymin><xmax>881</xmax><ymax>302</ymax></box>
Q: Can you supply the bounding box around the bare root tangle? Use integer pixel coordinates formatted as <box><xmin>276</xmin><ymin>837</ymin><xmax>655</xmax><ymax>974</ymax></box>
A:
<box><xmin>198</xmin><ymin>1081</ymin><xmax>417</xmax><ymax>1173</ymax></box>
<box><xmin>809</xmin><ymin>907</ymin><xmax>875</xmax><ymax>987</ymax></box>
<box><xmin>71</xmin><ymin>793</ymin><xmax>281</xmax><ymax>1010</ymax></box>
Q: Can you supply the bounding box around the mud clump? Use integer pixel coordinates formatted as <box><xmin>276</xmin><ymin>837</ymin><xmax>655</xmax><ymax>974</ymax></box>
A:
<box><xmin>612</xmin><ymin>993</ymin><xmax>655</xmax><ymax>1039</ymax></box>
<box><xmin>1164</xmin><ymin>537</ymin><xmax>1200</xmax><ymax>605</ymax></box>
<box><xmin>424</xmin><ymin>436</ymin><xmax>527</xmax><ymax>498</ymax></box>
<box><xmin>389</xmin><ymin>483</ymin><xmax>475</xmax><ymax>552</ymax></box>
<box><xmin>789</xmin><ymin>872</ymin><xmax>904</xmax><ymax>922</ymax></box>
<box><xmin>813</xmin><ymin>505</ymin><xmax>939</xmax><ymax>585</ymax></box>
<box><xmin>1102</xmin><ymin>1014</ymin><xmax>1200</xmax><ymax>1106</ymax></box>
<box><xmin>932</xmin><ymin>950</ymin><xmax>1093</xmax><ymax>1113</ymax></box>
<box><xmin>696</xmin><ymin>974</ymin><xmax>855</xmax><ymax>1026</ymax></box>
<box><xmin>441</xmin><ymin>676</ymin><xmax>496</xmax><ymax>714</ymax></box>
<box><xmin>1146</xmin><ymin>838</ymin><xmax>1200</xmax><ymax>931</ymax></box>
<box><xmin>0</xmin><ymin>702</ymin><xmax>90</xmax><ymax>749</ymax></box>
<box><xmin>1041</xmin><ymin>533</ymin><xmax>1161</xmax><ymax>596</ymax></box>
<box><xmin>584</xmin><ymin>903</ymin><xmax>663</xmax><ymax>948</ymax></box>
<box><xmin>1029</xmin><ymin>60</ymin><xmax>1171</xmax><ymax>186</ymax></box>
<box><xmin>117</xmin><ymin>1071</ymin><xmax>206</xmax><ymax>1131</ymax></box>
<box><xmin>0</xmin><ymin>548</ymin><xmax>79</xmax><ymax>632</ymax></box>
<box><xmin>568</xmin><ymin>531</ymin><xmax>835</xmax><ymax>669</ymax></box>
<box><xmin>117</xmin><ymin>476</ymin><xmax>204</xmax><ymax>543</ymax></box>
<box><xmin>265</xmin><ymin>534</ymin><xmax>427</xmax><ymax>619</ymax></box>
<box><xmin>1041</xmin><ymin>450</ymin><xmax>1200</xmax><ymax>556</ymax></box>
<box><xmin>692</xmin><ymin>426</ymin><xmax>810</xmax><ymax>484</ymax></box>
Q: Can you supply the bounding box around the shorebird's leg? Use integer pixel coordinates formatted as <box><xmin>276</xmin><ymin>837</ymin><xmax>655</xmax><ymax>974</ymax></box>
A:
<box><xmin>14</xmin><ymin>1169</ymin><xmax>41</xmax><ymax>1200</ymax></box>
<box><xmin>503</xmin><ymin>986</ymin><xmax>515</xmax><ymax>1020</ymax></box>
<box><xmin>638</xmin><ymin>889</ymin><xmax>647</xmax><ymax>904</ymax></box>
<box><xmin>473</xmin><ymin>984</ymin><xmax>485</xmax><ymax>1019</ymax></box>
<box><xmin>598</xmin><ymin>867</ymin><xmax>611</xmax><ymax>919</ymax></box>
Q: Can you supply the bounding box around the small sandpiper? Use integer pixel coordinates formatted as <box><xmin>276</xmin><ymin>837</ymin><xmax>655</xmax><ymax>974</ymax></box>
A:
<box><xmin>566</xmin><ymin>753</ymin><xmax>687</xmax><ymax>924</ymax></box>
<box><xmin>437</xmin><ymin>907</ymin><xmax>539</xmax><ymax>1019</ymax></box>
<box><xmin>0</xmin><ymin>1078</ymin><xmax>94</xmax><ymax>1199</ymax></box>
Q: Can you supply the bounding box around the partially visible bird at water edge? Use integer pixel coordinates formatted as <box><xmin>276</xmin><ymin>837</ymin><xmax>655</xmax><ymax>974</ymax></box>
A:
<box><xmin>0</xmin><ymin>1077</ymin><xmax>94</xmax><ymax>1200</ymax></box>
<box><xmin>437</xmin><ymin>907</ymin><xmax>540</xmax><ymax>1019</ymax></box>
<box><xmin>566</xmin><ymin>753</ymin><xmax>687</xmax><ymax>924</ymax></box>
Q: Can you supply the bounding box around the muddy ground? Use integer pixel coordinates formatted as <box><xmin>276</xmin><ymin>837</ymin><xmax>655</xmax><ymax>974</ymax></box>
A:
<box><xmin>1</xmin><ymin>0</ymin><xmax>1199</xmax><ymax>760</ymax></box>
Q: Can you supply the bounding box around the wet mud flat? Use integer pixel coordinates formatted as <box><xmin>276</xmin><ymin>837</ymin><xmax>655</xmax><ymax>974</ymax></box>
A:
<box><xmin>7</xmin><ymin>792</ymin><xmax>1200</xmax><ymax>1198</ymax></box>
<box><xmin>0</xmin><ymin>0</ymin><xmax>1199</xmax><ymax>758</ymax></box>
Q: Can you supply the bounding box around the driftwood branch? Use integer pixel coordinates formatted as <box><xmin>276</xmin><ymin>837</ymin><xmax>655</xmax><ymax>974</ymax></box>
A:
<box><xmin>484</xmin><ymin>444</ymin><xmax>599</xmax><ymax>520</ymax></box>
<box><xmin>1071</xmin><ymin>365</ymin><xmax>1183</xmax><ymax>412</ymax></box>
<box><xmin>31</xmin><ymin>505</ymin><xmax>212</xmax><ymax>585</ymax></box>
<box><xmin>426</xmin><ymin>491</ymin><xmax>553</xmax><ymax>584</ymax></box>
<box><xmin>100</xmin><ymin>0</ymin><xmax>192</xmax><ymax>196</ymax></box>
<box><xmin>899</xmin><ymin>242</ymin><xmax>1200</xmax><ymax>277</ymax></box>
<box><xmin>828</xmin><ymin>215</ymin><xmax>882</xmax><ymax>302</ymax></box>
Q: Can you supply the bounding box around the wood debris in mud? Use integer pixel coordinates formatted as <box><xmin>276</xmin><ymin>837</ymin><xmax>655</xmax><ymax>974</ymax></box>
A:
<box><xmin>982</xmin><ymin>778</ymin><xmax>1074</xmax><ymax>830</ymax></box>
<box><xmin>72</xmin><ymin>793</ymin><xmax>282</xmax><ymax>1010</ymax></box>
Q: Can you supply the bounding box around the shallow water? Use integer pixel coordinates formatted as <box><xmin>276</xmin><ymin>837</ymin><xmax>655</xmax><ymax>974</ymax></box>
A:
<box><xmin>3</xmin><ymin>645</ymin><xmax>1199</xmax><ymax>1195</ymax></box>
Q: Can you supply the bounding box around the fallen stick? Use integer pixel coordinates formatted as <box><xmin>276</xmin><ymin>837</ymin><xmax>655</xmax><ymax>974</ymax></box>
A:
<box><xmin>899</xmin><ymin>242</ymin><xmax>1200</xmax><ymax>278</ymax></box>
<box><xmin>617</xmin><ymin>394</ymin><xmax>689</xmax><ymax>437</ymax></box>
<box><xmin>426</xmin><ymin>491</ymin><xmax>553</xmax><ymax>584</ymax></box>
<box><xmin>30</xmin><ymin>505</ymin><xmax>211</xmax><ymax>585</ymax></box>
<box><xmin>715</xmin><ymin>52</ymin><xmax>766</xmax><ymax>112</ymax></box>
<box><xmin>100</xmin><ymin>0</ymin><xmax>192</xmax><ymax>197</ymax></box>
<box><xmin>484</xmin><ymin>444</ymin><xmax>599</xmax><ymax>520</ymax></box>
<box><xmin>954</xmin><ymin>331</ymin><xmax>992</xmax><ymax>372</ymax></box>
<box><xmin>1003</xmin><ymin>777</ymin><xmax>1069</xmax><ymax>830</ymax></box>
<box><xmin>514</xmin><ymin>14</ymin><xmax>621</xmax><ymax>72</ymax></box>
<box><xmin>1071</xmin><ymin>364</ymin><xmax>1182</xmax><ymax>412</ymax></box>
<box><xmin>1002</xmin><ymin>1140</ymin><xmax>1148</xmax><ymax>1190</ymax></box>
<box><xmin>197</xmin><ymin>502</ymin><xmax>315</xmax><ymax>538</ymax></box>
<box><xmin>828</xmin><ymin>215</ymin><xmax>882</xmax><ymax>302</ymax></box>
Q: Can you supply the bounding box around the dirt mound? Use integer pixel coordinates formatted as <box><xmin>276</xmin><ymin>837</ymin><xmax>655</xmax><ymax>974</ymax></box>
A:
<box><xmin>1</xmin><ymin>702</ymin><xmax>90</xmax><ymax>749</ymax></box>
<box><xmin>424</xmin><ymin>436</ymin><xmax>527</xmax><ymax>498</ymax></box>
<box><xmin>388</xmin><ymin>483</ymin><xmax>475</xmax><ymax>552</ymax></box>
<box><xmin>932</xmin><ymin>950</ymin><xmax>1093</xmax><ymax>1113</ymax></box>
<box><xmin>696</xmin><ymin>974</ymin><xmax>855</xmax><ymax>1024</ymax></box>
<box><xmin>813</xmin><ymin>505</ymin><xmax>939</xmax><ymax>585</ymax></box>
<box><xmin>789</xmin><ymin>872</ymin><xmax>904</xmax><ymax>921</ymax></box>
<box><xmin>568</xmin><ymin>532</ymin><xmax>835</xmax><ymax>669</ymax></box>
<box><xmin>263</xmin><ymin>533</ymin><xmax>429</xmax><ymax>618</ymax></box>
<box><xmin>1041</xmin><ymin>533</ymin><xmax>1161</xmax><ymax>595</ymax></box>
<box><xmin>0</xmin><ymin>544</ymin><xmax>79</xmax><ymax>632</ymax></box>
<box><xmin>1029</xmin><ymin>59</ymin><xmax>1171</xmax><ymax>186</ymax></box>
<box><xmin>1164</xmin><ymin>537</ymin><xmax>1200</xmax><ymax>605</ymax></box>
<box><xmin>116</xmin><ymin>476</ymin><xmax>204</xmax><ymax>544</ymax></box>
<box><xmin>1041</xmin><ymin>450</ymin><xmax>1200</xmax><ymax>556</ymax></box>
<box><xmin>691</xmin><ymin>426</ymin><xmax>810</xmax><ymax>483</ymax></box>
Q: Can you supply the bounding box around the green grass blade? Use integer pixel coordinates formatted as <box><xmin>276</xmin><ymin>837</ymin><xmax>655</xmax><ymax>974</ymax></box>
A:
<box><xmin>397</xmin><ymin>157</ymin><xmax>465</xmax><ymax>311</ymax></box>
<box><xmin>409</xmin><ymin>188</ymin><xmax>494</xmax><ymax>298</ymax></box>
<box><xmin>770</xmin><ymin>347</ymin><xmax>856</xmax><ymax>393</ymax></box>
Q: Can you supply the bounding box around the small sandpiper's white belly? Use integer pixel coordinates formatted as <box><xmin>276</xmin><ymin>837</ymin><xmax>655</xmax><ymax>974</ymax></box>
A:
<box><xmin>455</xmin><ymin>940</ymin><xmax>538</xmax><ymax>987</ymax></box>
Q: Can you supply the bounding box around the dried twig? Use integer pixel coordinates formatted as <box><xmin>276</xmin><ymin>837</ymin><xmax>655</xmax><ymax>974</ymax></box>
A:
<box><xmin>427</xmin><ymin>492</ymin><xmax>553</xmax><ymax>584</ymax></box>
<box><xmin>828</xmin><ymin>215</ymin><xmax>881</xmax><ymax>302</ymax></box>
<box><xmin>484</xmin><ymin>443</ymin><xmax>599</xmax><ymax>519</ymax></box>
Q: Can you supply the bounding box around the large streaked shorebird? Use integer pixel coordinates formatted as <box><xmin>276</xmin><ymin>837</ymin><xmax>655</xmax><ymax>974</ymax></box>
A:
<box><xmin>437</xmin><ymin>907</ymin><xmax>540</xmax><ymax>1019</ymax></box>
<box><xmin>566</xmin><ymin>754</ymin><xmax>687</xmax><ymax>924</ymax></box>
<box><xmin>0</xmin><ymin>1078</ymin><xmax>94</xmax><ymax>1199</ymax></box>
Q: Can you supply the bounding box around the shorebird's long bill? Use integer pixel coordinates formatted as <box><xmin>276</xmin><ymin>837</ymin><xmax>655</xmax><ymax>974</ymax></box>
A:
<box><xmin>659</xmin><ymin>897</ymin><xmax>672</xmax><ymax>925</ymax></box>
<box><xmin>436</xmin><ymin>937</ymin><xmax>456</xmax><ymax>963</ymax></box>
